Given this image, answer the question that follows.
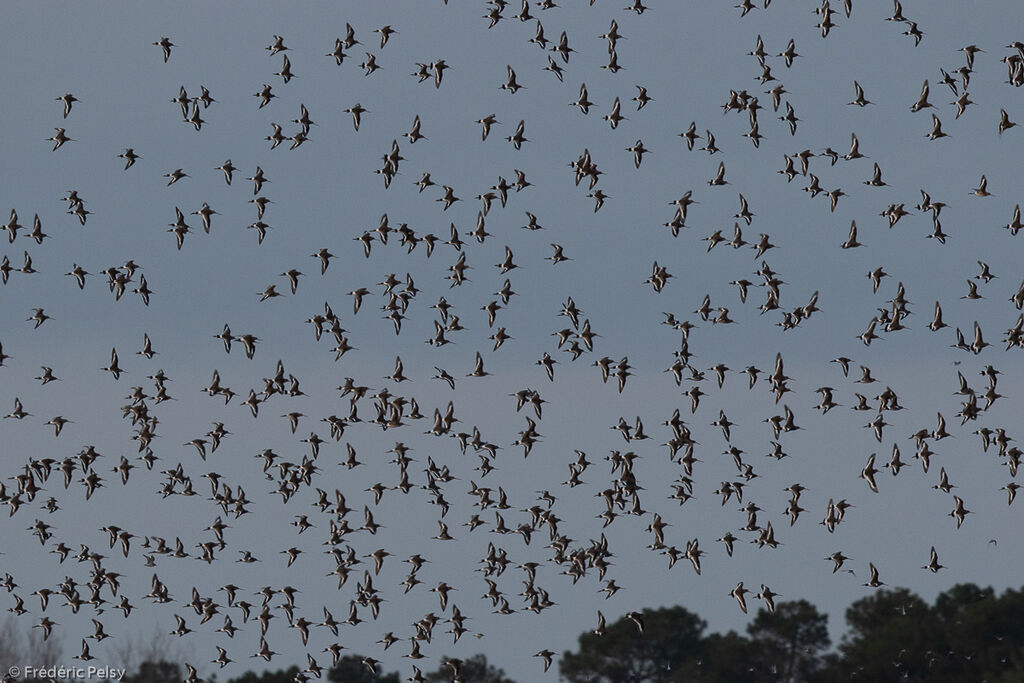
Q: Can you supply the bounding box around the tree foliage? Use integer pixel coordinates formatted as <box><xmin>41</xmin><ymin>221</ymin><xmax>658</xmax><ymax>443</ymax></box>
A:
<box><xmin>325</xmin><ymin>654</ymin><xmax>399</xmax><ymax>683</ymax></box>
<box><xmin>11</xmin><ymin>583</ymin><xmax>1018</xmax><ymax>683</ymax></box>
<box><xmin>816</xmin><ymin>584</ymin><xmax>1024</xmax><ymax>682</ymax></box>
<box><xmin>423</xmin><ymin>654</ymin><xmax>515</xmax><ymax>683</ymax></box>
<box><xmin>121</xmin><ymin>660</ymin><xmax>182</xmax><ymax>683</ymax></box>
<box><xmin>558</xmin><ymin>586</ymin><xmax>1023</xmax><ymax>683</ymax></box>
<box><xmin>559</xmin><ymin>606</ymin><xmax>708</xmax><ymax>683</ymax></box>
<box><xmin>746</xmin><ymin>599</ymin><xmax>830</xmax><ymax>682</ymax></box>
<box><xmin>226</xmin><ymin>666</ymin><xmax>300</xmax><ymax>683</ymax></box>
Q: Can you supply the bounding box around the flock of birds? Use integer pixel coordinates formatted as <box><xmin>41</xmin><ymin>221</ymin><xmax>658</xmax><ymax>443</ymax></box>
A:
<box><xmin>2</xmin><ymin>1</ymin><xmax>1024</xmax><ymax>681</ymax></box>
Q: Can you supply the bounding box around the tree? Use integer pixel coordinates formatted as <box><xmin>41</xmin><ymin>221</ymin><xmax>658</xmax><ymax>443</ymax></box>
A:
<box><xmin>326</xmin><ymin>655</ymin><xmax>399</xmax><ymax>683</ymax></box>
<box><xmin>552</xmin><ymin>589</ymin><xmax>1024</xmax><ymax>683</ymax></box>
<box><xmin>423</xmin><ymin>654</ymin><xmax>516</xmax><ymax>683</ymax></box>
<box><xmin>812</xmin><ymin>584</ymin><xmax>1024</xmax><ymax>682</ymax></box>
<box><xmin>227</xmin><ymin>667</ymin><xmax>300</xmax><ymax>683</ymax></box>
<box><xmin>110</xmin><ymin>625</ymin><xmax>194</xmax><ymax>681</ymax></box>
<box><xmin>697</xmin><ymin>631</ymin><xmax>760</xmax><ymax>683</ymax></box>
<box><xmin>746</xmin><ymin>600</ymin><xmax>829</xmax><ymax>682</ymax></box>
<box><xmin>559</xmin><ymin>606</ymin><xmax>707</xmax><ymax>683</ymax></box>
<box><xmin>927</xmin><ymin>583</ymin><xmax>1024</xmax><ymax>683</ymax></box>
<box><xmin>828</xmin><ymin>587</ymin><xmax>935</xmax><ymax>681</ymax></box>
<box><xmin>0</xmin><ymin>616</ymin><xmax>63</xmax><ymax>682</ymax></box>
<box><xmin>933</xmin><ymin>582</ymin><xmax>994</xmax><ymax>621</ymax></box>
<box><xmin>121</xmin><ymin>660</ymin><xmax>182</xmax><ymax>683</ymax></box>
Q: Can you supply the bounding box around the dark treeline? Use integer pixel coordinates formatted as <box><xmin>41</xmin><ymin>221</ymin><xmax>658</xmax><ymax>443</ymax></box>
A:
<box><xmin>109</xmin><ymin>583</ymin><xmax>1023</xmax><ymax>683</ymax></box>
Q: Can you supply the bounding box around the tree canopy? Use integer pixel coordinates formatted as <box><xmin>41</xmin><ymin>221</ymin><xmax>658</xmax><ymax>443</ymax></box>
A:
<box><xmin>423</xmin><ymin>654</ymin><xmax>516</xmax><ymax>683</ymax></box>
<box><xmin>91</xmin><ymin>583</ymin><xmax>1022</xmax><ymax>683</ymax></box>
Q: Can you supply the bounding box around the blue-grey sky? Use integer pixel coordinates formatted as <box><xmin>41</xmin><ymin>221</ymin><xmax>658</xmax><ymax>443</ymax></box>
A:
<box><xmin>2</xmin><ymin>1</ymin><xmax>1023</xmax><ymax>680</ymax></box>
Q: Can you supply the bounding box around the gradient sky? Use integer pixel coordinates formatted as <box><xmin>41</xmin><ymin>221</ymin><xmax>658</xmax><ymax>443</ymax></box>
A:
<box><xmin>2</xmin><ymin>1</ymin><xmax>1023</xmax><ymax>681</ymax></box>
